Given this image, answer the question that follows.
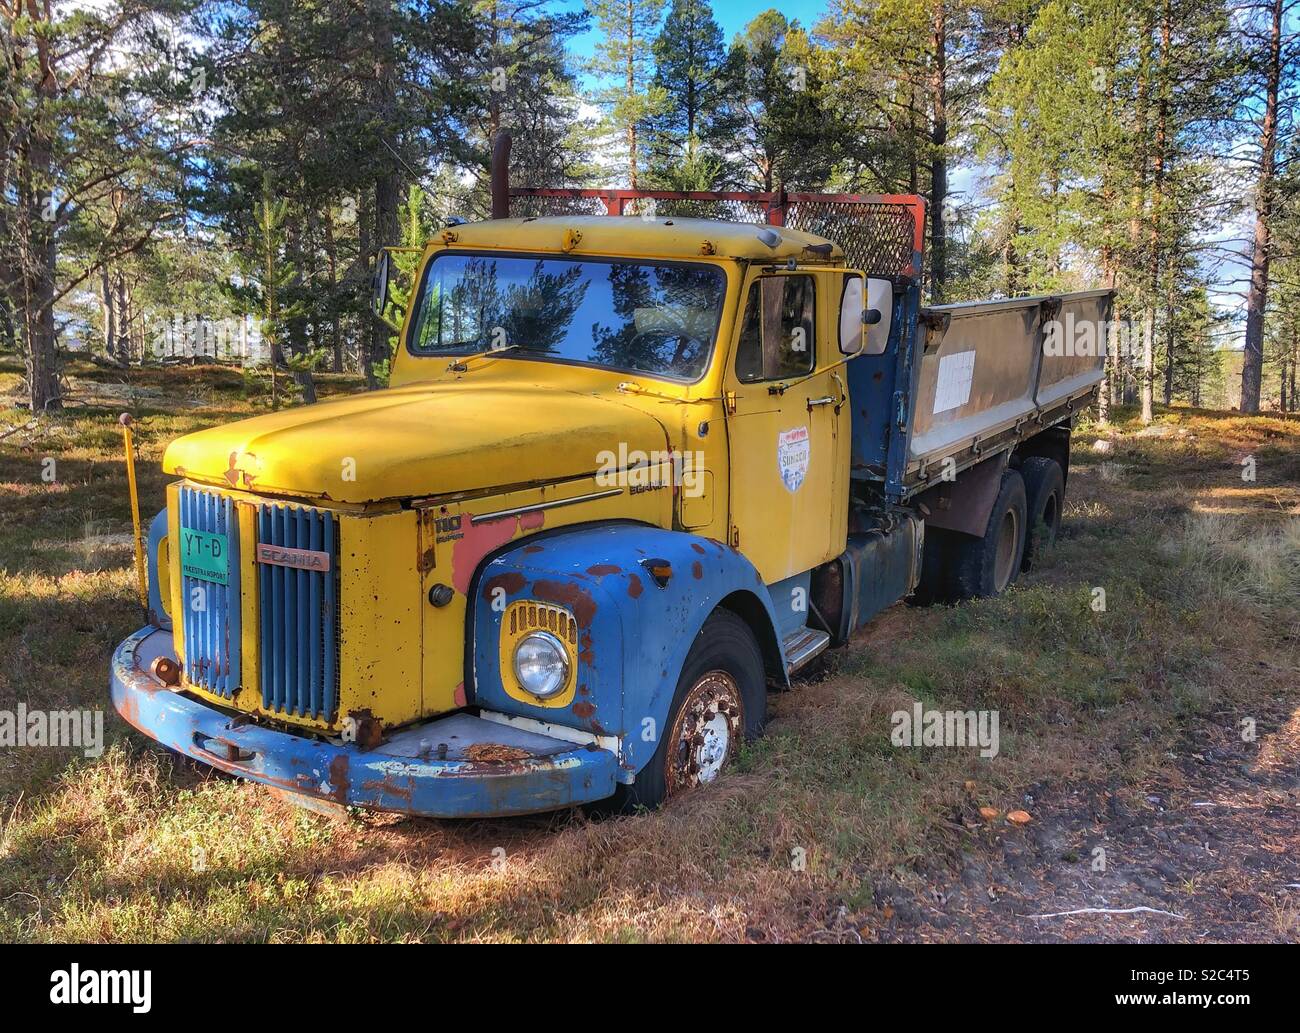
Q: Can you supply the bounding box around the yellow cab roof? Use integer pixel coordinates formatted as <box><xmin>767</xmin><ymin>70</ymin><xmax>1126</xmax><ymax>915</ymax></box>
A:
<box><xmin>434</xmin><ymin>215</ymin><xmax>843</xmax><ymax>263</ymax></box>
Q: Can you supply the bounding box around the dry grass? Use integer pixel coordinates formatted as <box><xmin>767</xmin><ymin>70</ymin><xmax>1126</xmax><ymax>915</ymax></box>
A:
<box><xmin>0</xmin><ymin>367</ymin><xmax>1296</xmax><ymax>942</ymax></box>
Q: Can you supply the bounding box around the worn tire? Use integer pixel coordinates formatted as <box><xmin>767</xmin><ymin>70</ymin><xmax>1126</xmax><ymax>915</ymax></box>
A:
<box><xmin>1019</xmin><ymin>456</ymin><xmax>1064</xmax><ymax>572</ymax></box>
<box><xmin>949</xmin><ymin>469</ymin><xmax>1027</xmax><ymax>600</ymax></box>
<box><xmin>610</xmin><ymin>609</ymin><xmax>766</xmax><ymax>812</ymax></box>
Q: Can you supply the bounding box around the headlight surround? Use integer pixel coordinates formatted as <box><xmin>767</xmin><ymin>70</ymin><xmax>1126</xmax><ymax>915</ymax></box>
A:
<box><xmin>512</xmin><ymin>630</ymin><xmax>570</xmax><ymax>699</ymax></box>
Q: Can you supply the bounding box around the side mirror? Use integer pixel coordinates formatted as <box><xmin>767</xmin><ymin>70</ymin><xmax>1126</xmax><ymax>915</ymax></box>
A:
<box><xmin>864</xmin><ymin>277</ymin><xmax>893</xmax><ymax>355</ymax></box>
<box><xmin>838</xmin><ymin>274</ymin><xmax>894</xmax><ymax>356</ymax></box>
<box><xmin>371</xmin><ymin>251</ymin><xmax>391</xmax><ymax>319</ymax></box>
<box><xmin>838</xmin><ymin>274</ymin><xmax>866</xmax><ymax>356</ymax></box>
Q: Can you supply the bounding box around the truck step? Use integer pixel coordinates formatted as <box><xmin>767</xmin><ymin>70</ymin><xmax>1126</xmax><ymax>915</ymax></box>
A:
<box><xmin>783</xmin><ymin>627</ymin><xmax>831</xmax><ymax>674</ymax></box>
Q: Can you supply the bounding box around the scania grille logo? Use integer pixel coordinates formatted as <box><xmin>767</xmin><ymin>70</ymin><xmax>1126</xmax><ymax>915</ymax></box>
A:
<box><xmin>255</xmin><ymin>544</ymin><xmax>331</xmax><ymax>572</ymax></box>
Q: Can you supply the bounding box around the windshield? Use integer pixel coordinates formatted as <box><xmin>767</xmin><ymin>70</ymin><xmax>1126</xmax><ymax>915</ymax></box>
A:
<box><xmin>406</xmin><ymin>252</ymin><xmax>727</xmax><ymax>381</ymax></box>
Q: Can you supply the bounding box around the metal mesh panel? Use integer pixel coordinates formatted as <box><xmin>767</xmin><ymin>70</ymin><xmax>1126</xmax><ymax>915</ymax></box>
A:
<box><xmin>507</xmin><ymin>190</ymin><xmax>920</xmax><ymax>278</ymax></box>
<box><xmin>510</xmin><ymin>194</ymin><xmax>610</xmax><ymax>218</ymax></box>
<box><xmin>623</xmin><ymin>197</ymin><xmax>772</xmax><ymax>224</ymax></box>
<box><xmin>784</xmin><ymin>200</ymin><xmax>917</xmax><ymax>278</ymax></box>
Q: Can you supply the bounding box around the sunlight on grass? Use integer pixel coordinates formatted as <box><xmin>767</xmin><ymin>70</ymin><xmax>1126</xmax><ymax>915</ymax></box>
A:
<box><xmin>1</xmin><ymin>380</ymin><xmax>1298</xmax><ymax>941</ymax></box>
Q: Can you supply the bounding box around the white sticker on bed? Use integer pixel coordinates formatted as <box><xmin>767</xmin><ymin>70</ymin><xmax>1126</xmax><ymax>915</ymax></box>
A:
<box><xmin>933</xmin><ymin>350</ymin><xmax>976</xmax><ymax>414</ymax></box>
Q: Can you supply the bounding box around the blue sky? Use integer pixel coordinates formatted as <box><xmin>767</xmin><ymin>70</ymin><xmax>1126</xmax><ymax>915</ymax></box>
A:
<box><xmin>566</xmin><ymin>0</ymin><xmax>831</xmax><ymax>61</ymax></box>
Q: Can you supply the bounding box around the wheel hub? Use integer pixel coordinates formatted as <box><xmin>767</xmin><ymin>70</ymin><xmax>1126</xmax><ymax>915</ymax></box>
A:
<box><xmin>665</xmin><ymin>670</ymin><xmax>743</xmax><ymax>796</ymax></box>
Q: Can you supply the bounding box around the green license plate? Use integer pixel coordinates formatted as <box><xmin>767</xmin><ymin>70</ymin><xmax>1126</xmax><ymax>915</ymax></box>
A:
<box><xmin>180</xmin><ymin>528</ymin><xmax>229</xmax><ymax>585</ymax></box>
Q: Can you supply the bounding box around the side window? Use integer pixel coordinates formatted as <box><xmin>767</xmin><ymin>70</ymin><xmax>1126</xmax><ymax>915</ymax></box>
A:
<box><xmin>735</xmin><ymin>275</ymin><xmax>816</xmax><ymax>382</ymax></box>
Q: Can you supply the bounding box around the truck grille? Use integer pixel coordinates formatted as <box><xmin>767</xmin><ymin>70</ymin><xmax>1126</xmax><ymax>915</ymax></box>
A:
<box><xmin>179</xmin><ymin>486</ymin><xmax>241</xmax><ymax>698</ymax></box>
<box><xmin>256</xmin><ymin>503</ymin><xmax>340</xmax><ymax>722</ymax></box>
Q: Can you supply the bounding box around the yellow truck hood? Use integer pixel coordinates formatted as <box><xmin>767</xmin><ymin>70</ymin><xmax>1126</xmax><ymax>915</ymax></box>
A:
<box><xmin>163</xmin><ymin>380</ymin><xmax>669</xmax><ymax>503</ymax></box>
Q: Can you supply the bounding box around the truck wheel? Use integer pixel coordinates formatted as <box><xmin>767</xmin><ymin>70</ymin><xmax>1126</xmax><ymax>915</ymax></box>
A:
<box><xmin>613</xmin><ymin>609</ymin><xmax>766</xmax><ymax>812</ymax></box>
<box><xmin>949</xmin><ymin>469</ymin><xmax>1027</xmax><ymax>600</ymax></box>
<box><xmin>1019</xmin><ymin>456</ymin><xmax>1064</xmax><ymax>572</ymax></box>
<box><xmin>909</xmin><ymin>525</ymin><xmax>953</xmax><ymax>606</ymax></box>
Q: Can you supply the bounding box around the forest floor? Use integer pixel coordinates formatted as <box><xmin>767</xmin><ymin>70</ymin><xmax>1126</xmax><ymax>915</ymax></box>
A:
<box><xmin>0</xmin><ymin>358</ymin><xmax>1296</xmax><ymax>942</ymax></box>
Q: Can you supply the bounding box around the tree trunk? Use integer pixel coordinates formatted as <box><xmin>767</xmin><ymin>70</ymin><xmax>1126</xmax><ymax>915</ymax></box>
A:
<box><xmin>1141</xmin><ymin>5</ymin><xmax>1169</xmax><ymax>425</ymax></box>
<box><xmin>928</xmin><ymin>1</ymin><xmax>948</xmax><ymax>303</ymax></box>
<box><xmin>626</xmin><ymin>2</ymin><xmax>638</xmax><ymax>189</ymax></box>
<box><xmin>368</xmin><ymin>0</ymin><xmax>400</xmax><ymax>388</ymax></box>
<box><xmin>324</xmin><ymin>208</ymin><xmax>343</xmax><ymax>372</ymax></box>
<box><xmin>100</xmin><ymin>267</ymin><xmax>117</xmax><ymax>360</ymax></box>
<box><xmin>1239</xmin><ymin>0</ymin><xmax>1282</xmax><ymax>414</ymax></box>
<box><xmin>22</xmin><ymin>17</ymin><xmax>62</xmax><ymax>414</ymax></box>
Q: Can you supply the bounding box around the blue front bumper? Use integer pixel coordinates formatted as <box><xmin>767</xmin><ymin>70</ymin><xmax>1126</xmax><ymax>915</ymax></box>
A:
<box><xmin>110</xmin><ymin>626</ymin><xmax>620</xmax><ymax>817</ymax></box>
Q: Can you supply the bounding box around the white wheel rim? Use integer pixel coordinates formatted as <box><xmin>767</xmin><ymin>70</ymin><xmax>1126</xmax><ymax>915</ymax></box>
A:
<box><xmin>665</xmin><ymin>670</ymin><xmax>743</xmax><ymax>796</ymax></box>
<box><xmin>696</xmin><ymin>712</ymin><xmax>731</xmax><ymax>782</ymax></box>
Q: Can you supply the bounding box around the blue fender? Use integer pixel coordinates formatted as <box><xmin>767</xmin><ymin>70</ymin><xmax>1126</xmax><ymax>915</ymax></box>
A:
<box><xmin>146</xmin><ymin>508</ymin><xmax>171</xmax><ymax>628</ymax></box>
<box><xmin>470</xmin><ymin>523</ymin><xmax>786</xmax><ymax>778</ymax></box>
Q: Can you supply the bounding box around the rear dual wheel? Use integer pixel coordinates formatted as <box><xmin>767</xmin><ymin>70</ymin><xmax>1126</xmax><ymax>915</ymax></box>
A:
<box><xmin>949</xmin><ymin>468</ymin><xmax>1027</xmax><ymax>599</ymax></box>
<box><xmin>1020</xmin><ymin>456</ymin><xmax>1065</xmax><ymax>572</ymax></box>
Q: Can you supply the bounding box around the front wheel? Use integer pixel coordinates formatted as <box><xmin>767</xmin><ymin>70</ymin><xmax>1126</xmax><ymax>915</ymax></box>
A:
<box><xmin>612</xmin><ymin>609</ymin><xmax>766</xmax><ymax>811</ymax></box>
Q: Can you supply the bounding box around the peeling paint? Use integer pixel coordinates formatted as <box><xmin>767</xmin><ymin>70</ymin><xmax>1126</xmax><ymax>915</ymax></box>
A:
<box><xmin>533</xmin><ymin>579</ymin><xmax>597</xmax><ymax>628</ymax></box>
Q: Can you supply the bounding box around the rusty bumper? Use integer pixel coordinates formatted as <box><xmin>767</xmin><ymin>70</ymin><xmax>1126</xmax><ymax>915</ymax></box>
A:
<box><xmin>111</xmin><ymin>626</ymin><xmax>619</xmax><ymax>817</ymax></box>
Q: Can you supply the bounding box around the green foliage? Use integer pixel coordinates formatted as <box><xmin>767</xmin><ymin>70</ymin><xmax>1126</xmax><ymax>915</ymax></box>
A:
<box><xmin>719</xmin><ymin>10</ymin><xmax>840</xmax><ymax>191</ymax></box>
<box><xmin>584</xmin><ymin>0</ymin><xmax>670</xmax><ymax>186</ymax></box>
<box><xmin>643</xmin><ymin>0</ymin><xmax>734</xmax><ymax>187</ymax></box>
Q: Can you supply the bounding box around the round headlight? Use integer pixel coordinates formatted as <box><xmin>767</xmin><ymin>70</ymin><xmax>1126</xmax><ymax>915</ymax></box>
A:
<box><xmin>512</xmin><ymin>630</ymin><xmax>569</xmax><ymax>699</ymax></box>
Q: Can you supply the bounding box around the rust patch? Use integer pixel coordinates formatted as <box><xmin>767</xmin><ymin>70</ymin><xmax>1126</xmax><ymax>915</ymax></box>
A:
<box><xmin>346</xmin><ymin>709</ymin><xmax>384</xmax><ymax>750</ymax></box>
<box><xmin>533</xmin><ymin>579</ymin><xmax>597</xmax><ymax>628</ymax></box>
<box><xmin>586</xmin><ymin>563</ymin><xmax>620</xmax><ymax>576</ymax></box>
<box><xmin>223</xmin><ymin>450</ymin><xmax>260</xmax><ymax>490</ymax></box>
<box><xmin>465</xmin><ymin>743</ymin><xmax>531</xmax><ymax>763</ymax></box>
<box><xmin>360</xmin><ymin>777</ymin><xmax>413</xmax><ymax>802</ymax></box>
<box><xmin>692</xmin><ymin>561</ymin><xmax>704</xmax><ymax>580</ymax></box>
<box><xmin>578</xmin><ymin>630</ymin><xmax>594</xmax><ymax>665</ymax></box>
<box><xmin>523</xmin><ymin>544</ymin><xmax>544</xmax><ymax>554</ymax></box>
<box><xmin>572</xmin><ymin>701</ymin><xmax>596</xmax><ymax>718</ymax></box>
<box><xmin>328</xmin><ymin>754</ymin><xmax>350</xmax><ymax>804</ymax></box>
<box><xmin>482</xmin><ymin>570</ymin><xmax>526</xmax><ymax>600</ymax></box>
<box><xmin>691</xmin><ymin>543</ymin><xmax>706</xmax><ymax>554</ymax></box>
<box><xmin>627</xmin><ymin>573</ymin><xmax>644</xmax><ymax>598</ymax></box>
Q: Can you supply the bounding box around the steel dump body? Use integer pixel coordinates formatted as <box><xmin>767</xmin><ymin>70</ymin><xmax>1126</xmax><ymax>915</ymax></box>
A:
<box><xmin>899</xmin><ymin>289</ymin><xmax>1111</xmax><ymax>496</ymax></box>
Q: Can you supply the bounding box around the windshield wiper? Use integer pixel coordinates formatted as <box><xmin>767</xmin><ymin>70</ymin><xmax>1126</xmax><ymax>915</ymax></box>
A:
<box><xmin>446</xmin><ymin>343</ymin><xmax>525</xmax><ymax>372</ymax></box>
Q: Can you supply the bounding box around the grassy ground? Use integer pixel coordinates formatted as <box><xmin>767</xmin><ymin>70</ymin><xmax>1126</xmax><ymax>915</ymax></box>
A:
<box><xmin>0</xmin><ymin>360</ymin><xmax>1296</xmax><ymax>942</ymax></box>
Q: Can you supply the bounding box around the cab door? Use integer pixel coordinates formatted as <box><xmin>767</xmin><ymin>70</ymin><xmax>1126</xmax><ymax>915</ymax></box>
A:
<box><xmin>723</xmin><ymin>269</ymin><xmax>849</xmax><ymax>584</ymax></box>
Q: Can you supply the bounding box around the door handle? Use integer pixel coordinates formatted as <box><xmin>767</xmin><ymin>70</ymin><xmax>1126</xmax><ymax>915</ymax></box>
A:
<box><xmin>831</xmin><ymin>371</ymin><xmax>847</xmax><ymax>413</ymax></box>
<box><xmin>807</xmin><ymin>396</ymin><xmax>835</xmax><ymax>410</ymax></box>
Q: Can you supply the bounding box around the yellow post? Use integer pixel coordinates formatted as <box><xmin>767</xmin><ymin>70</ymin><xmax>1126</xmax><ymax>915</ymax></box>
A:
<box><xmin>119</xmin><ymin>413</ymin><xmax>149</xmax><ymax>615</ymax></box>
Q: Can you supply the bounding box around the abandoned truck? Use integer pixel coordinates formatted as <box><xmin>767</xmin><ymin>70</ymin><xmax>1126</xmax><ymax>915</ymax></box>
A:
<box><xmin>109</xmin><ymin>181</ymin><xmax>1110</xmax><ymax>817</ymax></box>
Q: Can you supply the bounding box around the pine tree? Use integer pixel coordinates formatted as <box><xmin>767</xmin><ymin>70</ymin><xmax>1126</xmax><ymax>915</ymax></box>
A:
<box><xmin>644</xmin><ymin>0</ymin><xmax>732</xmax><ymax>189</ymax></box>
<box><xmin>585</xmin><ymin>0</ymin><xmax>668</xmax><ymax>189</ymax></box>
<box><xmin>719</xmin><ymin>10</ymin><xmax>839</xmax><ymax>193</ymax></box>
<box><xmin>0</xmin><ymin>0</ymin><xmax>193</xmax><ymax>412</ymax></box>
